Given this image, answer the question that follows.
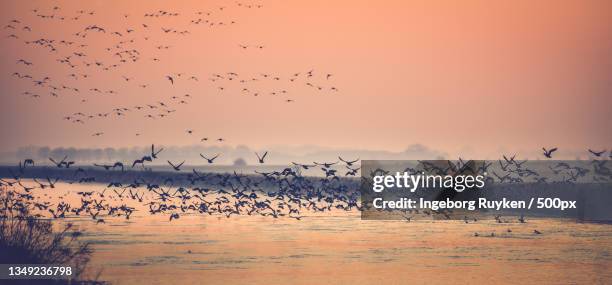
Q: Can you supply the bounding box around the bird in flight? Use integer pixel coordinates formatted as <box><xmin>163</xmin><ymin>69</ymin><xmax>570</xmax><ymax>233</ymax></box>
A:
<box><xmin>200</xmin><ymin>153</ymin><xmax>220</xmax><ymax>164</ymax></box>
<box><xmin>151</xmin><ymin>144</ymin><xmax>163</xmax><ymax>159</ymax></box>
<box><xmin>17</xmin><ymin>59</ymin><xmax>33</xmax><ymax>65</ymax></box>
<box><xmin>167</xmin><ymin>160</ymin><xmax>185</xmax><ymax>171</ymax></box>
<box><xmin>292</xmin><ymin>162</ymin><xmax>316</xmax><ymax>170</ymax></box>
<box><xmin>339</xmin><ymin>156</ymin><xmax>359</xmax><ymax>166</ymax></box>
<box><xmin>345</xmin><ymin>166</ymin><xmax>360</xmax><ymax>176</ymax></box>
<box><xmin>542</xmin><ymin>147</ymin><xmax>557</xmax><ymax>159</ymax></box>
<box><xmin>588</xmin><ymin>149</ymin><xmax>605</xmax><ymax>157</ymax></box>
<box><xmin>131</xmin><ymin>156</ymin><xmax>151</xmax><ymax>168</ymax></box>
<box><xmin>49</xmin><ymin>156</ymin><xmax>68</xmax><ymax>168</ymax></box>
<box><xmin>255</xmin><ymin>151</ymin><xmax>268</xmax><ymax>164</ymax></box>
<box><xmin>314</xmin><ymin>161</ymin><xmax>338</xmax><ymax>168</ymax></box>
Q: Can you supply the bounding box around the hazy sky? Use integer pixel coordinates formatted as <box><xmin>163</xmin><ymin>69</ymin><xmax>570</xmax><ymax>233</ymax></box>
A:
<box><xmin>1</xmin><ymin>0</ymin><xmax>611</xmax><ymax>158</ymax></box>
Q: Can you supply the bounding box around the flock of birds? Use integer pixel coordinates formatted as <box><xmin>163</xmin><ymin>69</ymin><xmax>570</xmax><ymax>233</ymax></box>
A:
<box><xmin>1</xmin><ymin>144</ymin><xmax>366</xmax><ymax>224</ymax></box>
<box><xmin>6</xmin><ymin>3</ymin><xmax>338</xmax><ymax>140</ymax></box>
<box><xmin>0</xmin><ymin>145</ymin><xmax>610</xmax><ymax>234</ymax></box>
<box><xmin>206</xmin><ymin>70</ymin><xmax>339</xmax><ymax>103</ymax></box>
<box><xmin>1</xmin><ymin>4</ymin><xmax>611</xmax><ymax>241</ymax></box>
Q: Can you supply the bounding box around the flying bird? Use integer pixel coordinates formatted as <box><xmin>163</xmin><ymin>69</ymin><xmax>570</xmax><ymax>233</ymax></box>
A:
<box><xmin>200</xmin><ymin>154</ymin><xmax>220</xmax><ymax>164</ymax></box>
<box><xmin>167</xmin><ymin>160</ymin><xmax>185</xmax><ymax>171</ymax></box>
<box><xmin>255</xmin><ymin>151</ymin><xmax>268</xmax><ymax>164</ymax></box>
<box><xmin>151</xmin><ymin>144</ymin><xmax>164</xmax><ymax>159</ymax></box>
<box><xmin>542</xmin><ymin>147</ymin><xmax>557</xmax><ymax>159</ymax></box>
<box><xmin>339</xmin><ymin>157</ymin><xmax>359</xmax><ymax>166</ymax></box>
<box><xmin>588</xmin><ymin>149</ymin><xmax>605</xmax><ymax>157</ymax></box>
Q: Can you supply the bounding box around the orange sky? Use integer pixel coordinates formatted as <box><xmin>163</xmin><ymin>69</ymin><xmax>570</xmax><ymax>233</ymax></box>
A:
<box><xmin>1</xmin><ymin>0</ymin><xmax>611</xmax><ymax>157</ymax></box>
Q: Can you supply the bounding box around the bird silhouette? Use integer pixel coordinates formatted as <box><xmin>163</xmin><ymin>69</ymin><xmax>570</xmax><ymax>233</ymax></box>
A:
<box><xmin>167</xmin><ymin>160</ymin><xmax>185</xmax><ymax>171</ymax></box>
<box><xmin>151</xmin><ymin>144</ymin><xmax>163</xmax><ymax>159</ymax></box>
<box><xmin>255</xmin><ymin>151</ymin><xmax>268</xmax><ymax>164</ymax></box>
<box><xmin>588</xmin><ymin>149</ymin><xmax>605</xmax><ymax>157</ymax></box>
<box><xmin>200</xmin><ymin>154</ymin><xmax>220</xmax><ymax>164</ymax></box>
<box><xmin>339</xmin><ymin>156</ymin><xmax>359</xmax><ymax>166</ymax></box>
<box><xmin>542</xmin><ymin>147</ymin><xmax>557</xmax><ymax>158</ymax></box>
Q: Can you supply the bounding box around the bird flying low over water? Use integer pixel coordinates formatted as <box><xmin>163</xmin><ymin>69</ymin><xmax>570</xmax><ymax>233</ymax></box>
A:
<box><xmin>151</xmin><ymin>144</ymin><xmax>163</xmax><ymax>159</ymax></box>
<box><xmin>292</xmin><ymin>162</ymin><xmax>316</xmax><ymax>170</ymax></box>
<box><xmin>339</xmin><ymin>156</ymin><xmax>359</xmax><ymax>166</ymax></box>
<box><xmin>49</xmin><ymin>156</ymin><xmax>74</xmax><ymax>168</ymax></box>
<box><xmin>200</xmin><ymin>153</ymin><xmax>220</xmax><ymax>164</ymax></box>
<box><xmin>167</xmin><ymin>160</ymin><xmax>185</xmax><ymax>171</ymax></box>
<box><xmin>542</xmin><ymin>147</ymin><xmax>557</xmax><ymax>158</ymax></box>
<box><xmin>588</xmin><ymin>149</ymin><xmax>605</xmax><ymax>157</ymax></box>
<box><xmin>314</xmin><ymin>161</ymin><xmax>338</xmax><ymax>168</ymax></box>
<box><xmin>132</xmin><ymin>156</ymin><xmax>152</xmax><ymax>168</ymax></box>
<box><xmin>2</xmin><ymin>141</ymin><xmax>610</xmax><ymax>227</ymax></box>
<box><xmin>255</xmin><ymin>151</ymin><xmax>268</xmax><ymax>164</ymax></box>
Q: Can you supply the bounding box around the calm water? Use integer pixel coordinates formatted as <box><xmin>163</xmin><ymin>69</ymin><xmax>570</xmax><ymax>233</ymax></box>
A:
<box><xmin>11</xmin><ymin>182</ymin><xmax>612</xmax><ymax>284</ymax></box>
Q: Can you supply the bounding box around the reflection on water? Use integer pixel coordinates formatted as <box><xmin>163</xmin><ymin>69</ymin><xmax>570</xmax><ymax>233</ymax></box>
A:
<box><xmin>73</xmin><ymin>211</ymin><xmax>611</xmax><ymax>284</ymax></box>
